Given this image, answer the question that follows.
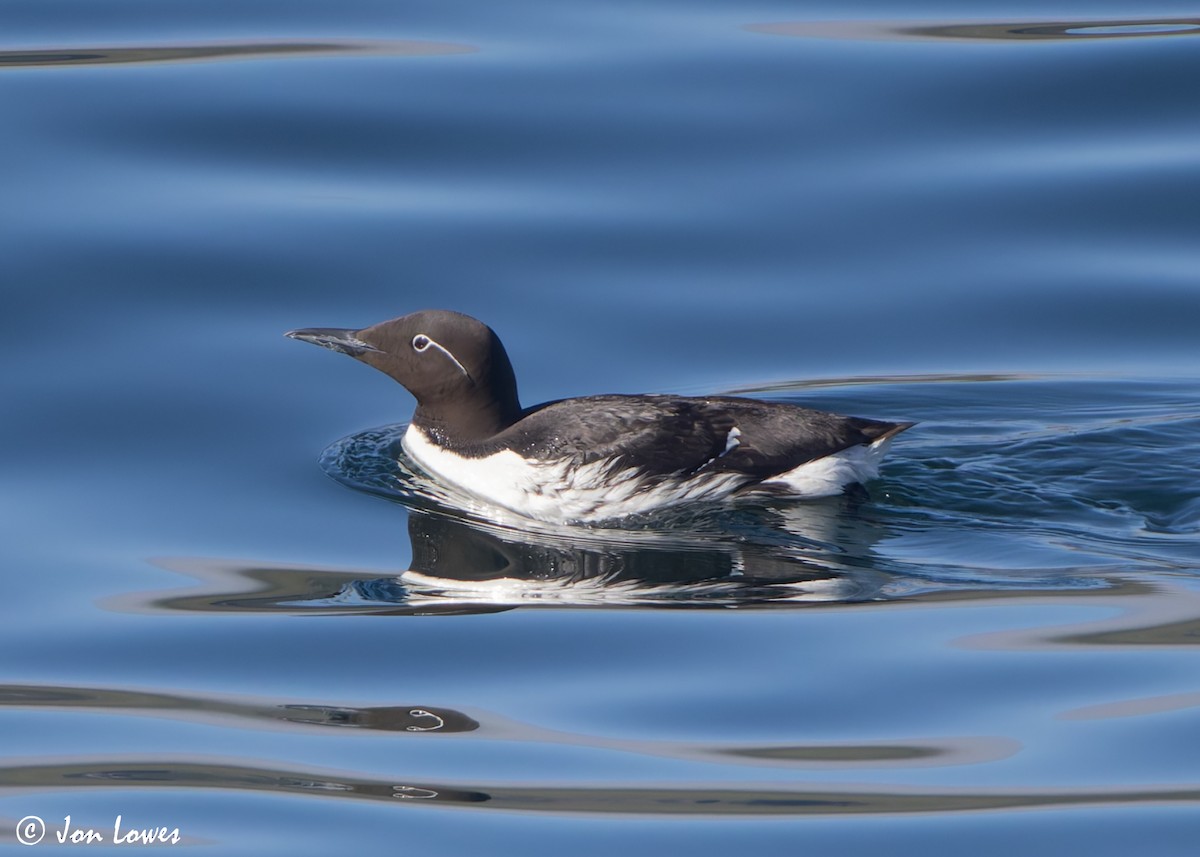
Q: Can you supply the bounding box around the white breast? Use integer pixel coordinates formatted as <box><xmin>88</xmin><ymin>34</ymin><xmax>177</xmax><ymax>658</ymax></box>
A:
<box><xmin>401</xmin><ymin>425</ymin><xmax>744</xmax><ymax>524</ymax></box>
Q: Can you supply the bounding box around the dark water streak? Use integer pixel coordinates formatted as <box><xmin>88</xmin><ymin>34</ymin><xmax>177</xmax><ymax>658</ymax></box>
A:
<box><xmin>0</xmin><ymin>40</ymin><xmax>474</xmax><ymax>69</ymax></box>
<box><xmin>749</xmin><ymin>17</ymin><xmax>1200</xmax><ymax>43</ymax></box>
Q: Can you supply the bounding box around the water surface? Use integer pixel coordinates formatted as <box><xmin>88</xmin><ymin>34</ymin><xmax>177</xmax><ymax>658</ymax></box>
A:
<box><xmin>2</xmin><ymin>1</ymin><xmax>1199</xmax><ymax>853</ymax></box>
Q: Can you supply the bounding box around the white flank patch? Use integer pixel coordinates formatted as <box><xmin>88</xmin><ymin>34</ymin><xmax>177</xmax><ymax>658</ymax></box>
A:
<box><xmin>754</xmin><ymin>436</ymin><xmax>896</xmax><ymax>499</ymax></box>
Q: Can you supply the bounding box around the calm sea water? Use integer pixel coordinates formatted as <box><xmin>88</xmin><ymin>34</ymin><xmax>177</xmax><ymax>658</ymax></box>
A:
<box><xmin>3</xmin><ymin>0</ymin><xmax>1199</xmax><ymax>852</ymax></box>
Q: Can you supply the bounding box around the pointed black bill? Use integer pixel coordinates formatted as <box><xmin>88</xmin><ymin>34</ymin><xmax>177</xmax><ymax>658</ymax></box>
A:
<box><xmin>285</xmin><ymin>327</ymin><xmax>381</xmax><ymax>356</ymax></box>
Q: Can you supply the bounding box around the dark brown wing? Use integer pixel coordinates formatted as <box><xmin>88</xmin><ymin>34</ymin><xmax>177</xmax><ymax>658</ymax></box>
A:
<box><xmin>500</xmin><ymin>394</ymin><xmax>912</xmax><ymax>483</ymax></box>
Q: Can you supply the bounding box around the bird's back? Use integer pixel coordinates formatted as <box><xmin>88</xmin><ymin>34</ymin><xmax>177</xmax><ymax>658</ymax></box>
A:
<box><xmin>495</xmin><ymin>394</ymin><xmax>909</xmax><ymax>482</ymax></box>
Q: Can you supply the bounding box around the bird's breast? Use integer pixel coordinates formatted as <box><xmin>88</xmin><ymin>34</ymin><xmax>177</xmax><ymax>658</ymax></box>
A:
<box><xmin>401</xmin><ymin>424</ymin><xmax>744</xmax><ymax>523</ymax></box>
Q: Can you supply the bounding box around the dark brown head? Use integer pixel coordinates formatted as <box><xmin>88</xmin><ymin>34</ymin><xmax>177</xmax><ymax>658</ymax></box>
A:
<box><xmin>287</xmin><ymin>310</ymin><xmax>522</xmax><ymax>445</ymax></box>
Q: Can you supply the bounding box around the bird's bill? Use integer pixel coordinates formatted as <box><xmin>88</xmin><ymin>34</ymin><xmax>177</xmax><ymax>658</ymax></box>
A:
<box><xmin>285</xmin><ymin>327</ymin><xmax>381</xmax><ymax>356</ymax></box>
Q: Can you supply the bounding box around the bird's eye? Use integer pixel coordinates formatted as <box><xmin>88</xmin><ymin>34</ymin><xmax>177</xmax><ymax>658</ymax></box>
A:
<box><xmin>412</xmin><ymin>334</ymin><xmax>431</xmax><ymax>352</ymax></box>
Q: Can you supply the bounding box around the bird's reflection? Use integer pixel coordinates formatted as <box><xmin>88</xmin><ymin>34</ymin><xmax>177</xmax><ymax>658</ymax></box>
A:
<box><xmin>116</xmin><ymin>486</ymin><xmax>899</xmax><ymax>615</ymax></box>
<box><xmin>0</xmin><ymin>684</ymin><xmax>478</xmax><ymax>734</ymax></box>
<box><xmin>390</xmin><ymin>497</ymin><xmax>892</xmax><ymax>607</ymax></box>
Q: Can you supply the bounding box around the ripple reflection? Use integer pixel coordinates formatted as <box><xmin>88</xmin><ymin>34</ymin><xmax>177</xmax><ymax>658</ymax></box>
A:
<box><xmin>0</xmin><ymin>684</ymin><xmax>477</xmax><ymax>734</ymax></box>
<box><xmin>747</xmin><ymin>18</ymin><xmax>1200</xmax><ymax>43</ymax></box>
<box><xmin>2</xmin><ymin>757</ymin><xmax>1197</xmax><ymax>816</ymax></box>
<box><xmin>0</xmin><ymin>683</ymin><xmax>1015</xmax><ymax>771</ymax></box>
<box><xmin>0</xmin><ymin>39</ymin><xmax>475</xmax><ymax>69</ymax></box>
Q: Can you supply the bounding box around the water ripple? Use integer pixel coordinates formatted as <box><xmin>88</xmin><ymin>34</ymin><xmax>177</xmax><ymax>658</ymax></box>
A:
<box><xmin>0</xmin><ymin>39</ymin><xmax>475</xmax><ymax>69</ymax></box>
<box><xmin>0</xmin><ymin>683</ymin><xmax>1016</xmax><ymax>770</ymax></box>
<box><xmin>2</xmin><ymin>757</ymin><xmax>1197</xmax><ymax>816</ymax></box>
<box><xmin>748</xmin><ymin>18</ymin><xmax>1200</xmax><ymax>44</ymax></box>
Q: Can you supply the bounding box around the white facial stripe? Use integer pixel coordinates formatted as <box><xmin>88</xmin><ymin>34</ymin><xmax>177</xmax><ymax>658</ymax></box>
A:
<box><xmin>416</xmin><ymin>334</ymin><xmax>473</xmax><ymax>382</ymax></box>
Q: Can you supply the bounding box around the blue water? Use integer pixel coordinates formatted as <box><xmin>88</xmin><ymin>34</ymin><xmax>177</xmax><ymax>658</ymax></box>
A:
<box><xmin>3</xmin><ymin>0</ymin><xmax>1200</xmax><ymax>852</ymax></box>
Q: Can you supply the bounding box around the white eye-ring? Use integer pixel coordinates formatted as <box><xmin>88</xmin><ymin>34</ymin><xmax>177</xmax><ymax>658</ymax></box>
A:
<box><xmin>408</xmin><ymin>333</ymin><xmax>474</xmax><ymax>383</ymax></box>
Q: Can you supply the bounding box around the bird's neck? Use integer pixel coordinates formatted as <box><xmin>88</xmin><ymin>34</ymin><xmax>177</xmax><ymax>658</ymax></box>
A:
<box><xmin>411</xmin><ymin>389</ymin><xmax>522</xmax><ymax>451</ymax></box>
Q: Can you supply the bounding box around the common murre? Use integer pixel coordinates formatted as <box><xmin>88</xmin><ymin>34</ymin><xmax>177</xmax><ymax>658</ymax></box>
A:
<box><xmin>287</xmin><ymin>310</ymin><xmax>914</xmax><ymax>524</ymax></box>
